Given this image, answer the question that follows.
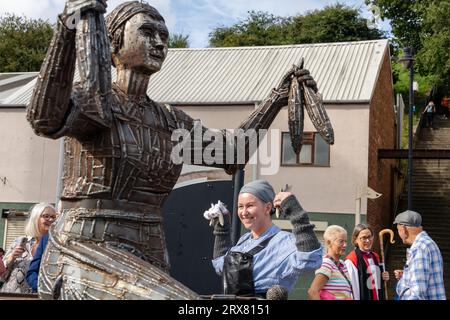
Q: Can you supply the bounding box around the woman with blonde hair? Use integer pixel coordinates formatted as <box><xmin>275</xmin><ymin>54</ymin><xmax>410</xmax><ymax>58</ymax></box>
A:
<box><xmin>1</xmin><ymin>202</ymin><xmax>57</xmax><ymax>293</ymax></box>
<box><xmin>308</xmin><ymin>225</ymin><xmax>353</xmax><ymax>300</ymax></box>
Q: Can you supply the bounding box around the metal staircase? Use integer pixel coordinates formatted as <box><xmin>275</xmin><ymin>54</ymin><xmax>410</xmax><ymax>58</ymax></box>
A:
<box><xmin>386</xmin><ymin>115</ymin><xmax>450</xmax><ymax>299</ymax></box>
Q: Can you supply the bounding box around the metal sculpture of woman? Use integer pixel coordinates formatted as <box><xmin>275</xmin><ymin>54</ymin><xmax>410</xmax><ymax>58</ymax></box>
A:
<box><xmin>26</xmin><ymin>0</ymin><xmax>331</xmax><ymax>299</ymax></box>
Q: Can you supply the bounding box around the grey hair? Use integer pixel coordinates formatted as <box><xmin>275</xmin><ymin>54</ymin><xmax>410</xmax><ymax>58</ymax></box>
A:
<box><xmin>323</xmin><ymin>225</ymin><xmax>347</xmax><ymax>244</ymax></box>
<box><xmin>25</xmin><ymin>202</ymin><xmax>56</xmax><ymax>238</ymax></box>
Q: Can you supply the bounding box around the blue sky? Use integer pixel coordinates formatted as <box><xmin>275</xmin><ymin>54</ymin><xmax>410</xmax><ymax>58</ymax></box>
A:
<box><xmin>1</xmin><ymin>0</ymin><xmax>391</xmax><ymax>48</ymax></box>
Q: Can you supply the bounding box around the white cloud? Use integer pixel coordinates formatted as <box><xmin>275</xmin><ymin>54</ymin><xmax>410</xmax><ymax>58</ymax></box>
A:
<box><xmin>1</xmin><ymin>0</ymin><xmax>64</xmax><ymax>21</ymax></box>
<box><xmin>0</xmin><ymin>0</ymin><xmax>175</xmax><ymax>22</ymax></box>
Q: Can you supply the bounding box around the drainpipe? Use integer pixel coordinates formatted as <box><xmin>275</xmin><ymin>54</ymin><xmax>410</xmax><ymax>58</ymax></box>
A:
<box><xmin>231</xmin><ymin>169</ymin><xmax>245</xmax><ymax>245</ymax></box>
<box><xmin>253</xmin><ymin>102</ymin><xmax>259</xmax><ymax>182</ymax></box>
<box><xmin>55</xmin><ymin>139</ymin><xmax>64</xmax><ymax>210</ymax></box>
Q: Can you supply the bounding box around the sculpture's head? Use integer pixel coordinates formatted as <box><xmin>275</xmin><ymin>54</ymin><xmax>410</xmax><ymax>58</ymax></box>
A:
<box><xmin>106</xmin><ymin>1</ymin><xmax>168</xmax><ymax>74</ymax></box>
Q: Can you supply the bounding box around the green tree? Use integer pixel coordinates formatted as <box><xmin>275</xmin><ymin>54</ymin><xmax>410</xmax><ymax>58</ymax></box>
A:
<box><xmin>0</xmin><ymin>14</ymin><xmax>53</xmax><ymax>72</ymax></box>
<box><xmin>209</xmin><ymin>11</ymin><xmax>291</xmax><ymax>47</ymax></box>
<box><xmin>415</xmin><ymin>1</ymin><xmax>450</xmax><ymax>89</ymax></box>
<box><xmin>365</xmin><ymin>0</ymin><xmax>424</xmax><ymax>50</ymax></box>
<box><xmin>208</xmin><ymin>4</ymin><xmax>385</xmax><ymax>47</ymax></box>
<box><xmin>289</xmin><ymin>4</ymin><xmax>384</xmax><ymax>44</ymax></box>
<box><xmin>392</xmin><ymin>60</ymin><xmax>433</xmax><ymax>108</ymax></box>
<box><xmin>169</xmin><ymin>33</ymin><xmax>190</xmax><ymax>48</ymax></box>
<box><xmin>366</xmin><ymin>0</ymin><xmax>450</xmax><ymax>90</ymax></box>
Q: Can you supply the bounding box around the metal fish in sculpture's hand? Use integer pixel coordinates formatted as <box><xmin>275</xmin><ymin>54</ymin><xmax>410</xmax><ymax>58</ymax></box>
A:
<box><xmin>287</xmin><ymin>59</ymin><xmax>334</xmax><ymax>155</ymax></box>
<box><xmin>302</xmin><ymin>81</ymin><xmax>334</xmax><ymax>145</ymax></box>
<box><xmin>288</xmin><ymin>70</ymin><xmax>304</xmax><ymax>155</ymax></box>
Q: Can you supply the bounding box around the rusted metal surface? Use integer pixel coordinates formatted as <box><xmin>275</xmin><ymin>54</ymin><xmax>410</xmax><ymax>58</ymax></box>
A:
<box><xmin>378</xmin><ymin>149</ymin><xmax>450</xmax><ymax>159</ymax></box>
<box><xmin>26</xmin><ymin>0</ymin><xmax>329</xmax><ymax>300</ymax></box>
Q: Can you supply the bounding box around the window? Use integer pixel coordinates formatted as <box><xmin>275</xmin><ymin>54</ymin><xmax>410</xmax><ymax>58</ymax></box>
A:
<box><xmin>281</xmin><ymin>132</ymin><xmax>330</xmax><ymax>166</ymax></box>
<box><xmin>2</xmin><ymin>209</ymin><xmax>28</xmax><ymax>248</ymax></box>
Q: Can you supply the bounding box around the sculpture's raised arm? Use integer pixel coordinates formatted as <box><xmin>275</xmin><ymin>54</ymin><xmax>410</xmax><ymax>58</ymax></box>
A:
<box><xmin>27</xmin><ymin>0</ymin><xmax>112</xmax><ymax>139</ymax></box>
<box><xmin>171</xmin><ymin>66</ymin><xmax>320</xmax><ymax>175</ymax></box>
<box><xmin>238</xmin><ymin>66</ymin><xmax>315</xmax><ymax>132</ymax></box>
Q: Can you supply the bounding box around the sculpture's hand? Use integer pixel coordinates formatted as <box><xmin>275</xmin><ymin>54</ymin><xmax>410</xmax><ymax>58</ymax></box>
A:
<box><xmin>294</xmin><ymin>68</ymin><xmax>318</xmax><ymax>93</ymax></box>
<box><xmin>61</xmin><ymin>0</ymin><xmax>107</xmax><ymax>28</ymax></box>
<box><xmin>277</xmin><ymin>64</ymin><xmax>318</xmax><ymax>93</ymax></box>
<box><xmin>65</xmin><ymin>0</ymin><xmax>107</xmax><ymax>15</ymax></box>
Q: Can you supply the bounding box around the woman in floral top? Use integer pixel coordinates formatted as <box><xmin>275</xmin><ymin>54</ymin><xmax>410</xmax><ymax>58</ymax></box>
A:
<box><xmin>1</xmin><ymin>203</ymin><xmax>57</xmax><ymax>294</ymax></box>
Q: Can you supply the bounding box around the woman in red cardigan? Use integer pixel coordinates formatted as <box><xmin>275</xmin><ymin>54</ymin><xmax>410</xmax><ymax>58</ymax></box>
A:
<box><xmin>344</xmin><ymin>224</ymin><xmax>390</xmax><ymax>300</ymax></box>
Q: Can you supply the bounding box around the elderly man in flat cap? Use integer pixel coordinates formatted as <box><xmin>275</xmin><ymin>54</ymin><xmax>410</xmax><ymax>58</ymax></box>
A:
<box><xmin>393</xmin><ymin>210</ymin><xmax>446</xmax><ymax>300</ymax></box>
<box><xmin>26</xmin><ymin>0</ymin><xmax>319</xmax><ymax>300</ymax></box>
<box><xmin>203</xmin><ymin>180</ymin><xmax>322</xmax><ymax>298</ymax></box>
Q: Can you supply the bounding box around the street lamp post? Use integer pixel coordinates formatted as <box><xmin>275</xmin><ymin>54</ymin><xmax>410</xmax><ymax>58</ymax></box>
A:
<box><xmin>399</xmin><ymin>47</ymin><xmax>415</xmax><ymax>210</ymax></box>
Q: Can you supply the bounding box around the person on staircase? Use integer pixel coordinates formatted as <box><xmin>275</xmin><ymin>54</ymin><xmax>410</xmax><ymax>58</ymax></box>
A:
<box><xmin>393</xmin><ymin>210</ymin><xmax>446</xmax><ymax>300</ymax></box>
<box><xmin>423</xmin><ymin>100</ymin><xmax>436</xmax><ymax>128</ymax></box>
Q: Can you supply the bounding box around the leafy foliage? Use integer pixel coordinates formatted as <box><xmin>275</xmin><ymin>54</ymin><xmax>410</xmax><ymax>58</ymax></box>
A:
<box><xmin>209</xmin><ymin>11</ymin><xmax>291</xmax><ymax>47</ymax></box>
<box><xmin>169</xmin><ymin>33</ymin><xmax>190</xmax><ymax>48</ymax></box>
<box><xmin>209</xmin><ymin>4</ymin><xmax>385</xmax><ymax>47</ymax></box>
<box><xmin>366</xmin><ymin>0</ymin><xmax>450</xmax><ymax>92</ymax></box>
<box><xmin>0</xmin><ymin>14</ymin><xmax>53</xmax><ymax>72</ymax></box>
<box><xmin>392</xmin><ymin>61</ymin><xmax>433</xmax><ymax>108</ymax></box>
<box><xmin>289</xmin><ymin>4</ymin><xmax>384</xmax><ymax>44</ymax></box>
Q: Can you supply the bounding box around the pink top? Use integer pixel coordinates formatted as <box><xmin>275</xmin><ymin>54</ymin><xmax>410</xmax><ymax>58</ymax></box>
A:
<box><xmin>316</xmin><ymin>257</ymin><xmax>353</xmax><ymax>300</ymax></box>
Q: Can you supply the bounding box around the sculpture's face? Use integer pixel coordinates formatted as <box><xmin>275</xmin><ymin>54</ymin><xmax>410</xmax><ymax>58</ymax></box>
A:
<box><xmin>119</xmin><ymin>12</ymin><xmax>169</xmax><ymax>74</ymax></box>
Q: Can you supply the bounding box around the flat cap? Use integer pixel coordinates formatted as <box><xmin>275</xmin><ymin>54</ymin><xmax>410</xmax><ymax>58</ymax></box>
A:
<box><xmin>393</xmin><ymin>210</ymin><xmax>422</xmax><ymax>227</ymax></box>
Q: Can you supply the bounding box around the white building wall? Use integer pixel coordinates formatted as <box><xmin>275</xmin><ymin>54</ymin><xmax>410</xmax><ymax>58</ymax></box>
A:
<box><xmin>0</xmin><ymin>109</ymin><xmax>60</xmax><ymax>203</ymax></box>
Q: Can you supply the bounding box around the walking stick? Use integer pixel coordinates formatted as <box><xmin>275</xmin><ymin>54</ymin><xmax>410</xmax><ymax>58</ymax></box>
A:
<box><xmin>379</xmin><ymin>229</ymin><xmax>395</xmax><ymax>300</ymax></box>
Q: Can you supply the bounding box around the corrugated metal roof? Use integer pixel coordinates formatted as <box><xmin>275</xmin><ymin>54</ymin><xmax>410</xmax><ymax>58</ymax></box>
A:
<box><xmin>1</xmin><ymin>39</ymin><xmax>388</xmax><ymax>106</ymax></box>
<box><xmin>149</xmin><ymin>39</ymin><xmax>388</xmax><ymax>104</ymax></box>
<box><xmin>0</xmin><ymin>72</ymin><xmax>38</xmax><ymax>104</ymax></box>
